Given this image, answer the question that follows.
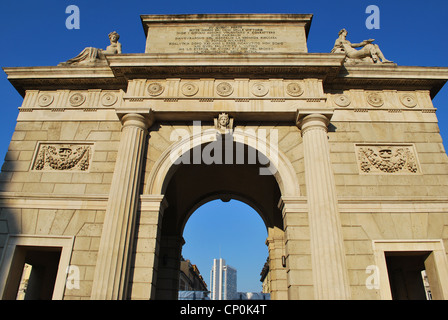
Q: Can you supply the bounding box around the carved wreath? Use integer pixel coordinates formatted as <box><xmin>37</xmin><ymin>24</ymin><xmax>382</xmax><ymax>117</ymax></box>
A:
<box><xmin>366</xmin><ymin>92</ymin><xmax>384</xmax><ymax>107</ymax></box>
<box><xmin>286</xmin><ymin>83</ymin><xmax>304</xmax><ymax>97</ymax></box>
<box><xmin>216</xmin><ymin>82</ymin><xmax>234</xmax><ymax>97</ymax></box>
<box><xmin>252</xmin><ymin>82</ymin><xmax>269</xmax><ymax>97</ymax></box>
<box><xmin>33</xmin><ymin>145</ymin><xmax>91</xmax><ymax>171</ymax></box>
<box><xmin>69</xmin><ymin>93</ymin><xmax>86</xmax><ymax>107</ymax></box>
<box><xmin>147</xmin><ymin>82</ymin><xmax>164</xmax><ymax>96</ymax></box>
<box><xmin>358</xmin><ymin>147</ymin><xmax>418</xmax><ymax>174</ymax></box>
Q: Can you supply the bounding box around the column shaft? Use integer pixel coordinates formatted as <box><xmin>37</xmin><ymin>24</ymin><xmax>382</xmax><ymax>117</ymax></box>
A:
<box><xmin>299</xmin><ymin>113</ymin><xmax>350</xmax><ymax>299</ymax></box>
<box><xmin>91</xmin><ymin>113</ymin><xmax>150</xmax><ymax>300</ymax></box>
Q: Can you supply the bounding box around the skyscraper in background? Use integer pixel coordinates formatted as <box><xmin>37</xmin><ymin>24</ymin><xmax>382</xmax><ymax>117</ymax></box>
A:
<box><xmin>210</xmin><ymin>258</ymin><xmax>237</xmax><ymax>300</ymax></box>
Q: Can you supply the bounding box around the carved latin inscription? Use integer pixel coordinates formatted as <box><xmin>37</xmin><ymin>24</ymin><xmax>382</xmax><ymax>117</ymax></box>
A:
<box><xmin>356</xmin><ymin>145</ymin><xmax>419</xmax><ymax>174</ymax></box>
<box><xmin>32</xmin><ymin>143</ymin><xmax>92</xmax><ymax>171</ymax></box>
<box><xmin>146</xmin><ymin>24</ymin><xmax>307</xmax><ymax>54</ymax></box>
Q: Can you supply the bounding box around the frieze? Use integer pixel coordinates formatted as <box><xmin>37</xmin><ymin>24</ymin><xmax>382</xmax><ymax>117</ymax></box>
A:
<box><xmin>356</xmin><ymin>144</ymin><xmax>420</xmax><ymax>174</ymax></box>
<box><xmin>22</xmin><ymin>90</ymin><xmax>123</xmax><ymax>110</ymax></box>
<box><xmin>32</xmin><ymin>143</ymin><xmax>93</xmax><ymax>172</ymax></box>
<box><xmin>327</xmin><ymin>90</ymin><xmax>427</xmax><ymax>110</ymax></box>
<box><xmin>133</xmin><ymin>79</ymin><xmax>321</xmax><ymax>100</ymax></box>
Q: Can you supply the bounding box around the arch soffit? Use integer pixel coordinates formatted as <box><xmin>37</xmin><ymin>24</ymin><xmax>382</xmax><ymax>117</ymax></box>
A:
<box><xmin>179</xmin><ymin>193</ymin><xmax>270</xmax><ymax>236</ymax></box>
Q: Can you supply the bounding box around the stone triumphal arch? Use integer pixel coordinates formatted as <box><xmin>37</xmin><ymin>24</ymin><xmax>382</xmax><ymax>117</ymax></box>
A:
<box><xmin>1</xmin><ymin>14</ymin><xmax>448</xmax><ymax>300</ymax></box>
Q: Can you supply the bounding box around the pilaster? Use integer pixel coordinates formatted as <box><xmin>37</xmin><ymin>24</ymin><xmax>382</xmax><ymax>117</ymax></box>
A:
<box><xmin>266</xmin><ymin>227</ymin><xmax>288</xmax><ymax>300</ymax></box>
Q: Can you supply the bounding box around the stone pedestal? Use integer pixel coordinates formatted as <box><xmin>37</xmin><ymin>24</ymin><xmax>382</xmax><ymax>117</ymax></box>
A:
<box><xmin>91</xmin><ymin>113</ymin><xmax>152</xmax><ymax>300</ymax></box>
<box><xmin>297</xmin><ymin>113</ymin><xmax>351</xmax><ymax>299</ymax></box>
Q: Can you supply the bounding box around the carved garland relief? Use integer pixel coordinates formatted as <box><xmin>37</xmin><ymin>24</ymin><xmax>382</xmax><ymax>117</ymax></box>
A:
<box><xmin>32</xmin><ymin>143</ymin><xmax>93</xmax><ymax>172</ymax></box>
<box><xmin>356</xmin><ymin>144</ymin><xmax>419</xmax><ymax>174</ymax></box>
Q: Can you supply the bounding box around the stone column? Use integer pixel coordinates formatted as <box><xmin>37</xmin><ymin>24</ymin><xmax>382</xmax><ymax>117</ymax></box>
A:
<box><xmin>297</xmin><ymin>113</ymin><xmax>351</xmax><ymax>300</ymax></box>
<box><xmin>91</xmin><ymin>112</ymin><xmax>152</xmax><ymax>300</ymax></box>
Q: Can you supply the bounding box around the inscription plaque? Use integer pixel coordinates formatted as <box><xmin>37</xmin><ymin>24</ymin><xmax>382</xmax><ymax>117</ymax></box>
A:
<box><xmin>143</xmin><ymin>15</ymin><xmax>311</xmax><ymax>54</ymax></box>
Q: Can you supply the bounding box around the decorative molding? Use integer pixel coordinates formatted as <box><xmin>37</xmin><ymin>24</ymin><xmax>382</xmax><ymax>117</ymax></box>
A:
<box><xmin>400</xmin><ymin>93</ymin><xmax>418</xmax><ymax>108</ymax></box>
<box><xmin>38</xmin><ymin>93</ymin><xmax>54</xmax><ymax>107</ymax></box>
<box><xmin>356</xmin><ymin>144</ymin><xmax>420</xmax><ymax>174</ymax></box>
<box><xmin>31</xmin><ymin>143</ymin><xmax>93</xmax><ymax>172</ymax></box>
<box><xmin>334</xmin><ymin>94</ymin><xmax>351</xmax><ymax>107</ymax></box>
<box><xmin>366</xmin><ymin>92</ymin><xmax>384</xmax><ymax>107</ymax></box>
<box><xmin>101</xmin><ymin>92</ymin><xmax>118</xmax><ymax>106</ymax></box>
<box><xmin>251</xmin><ymin>82</ymin><xmax>269</xmax><ymax>97</ymax></box>
<box><xmin>216</xmin><ymin>82</ymin><xmax>234</xmax><ymax>97</ymax></box>
<box><xmin>69</xmin><ymin>92</ymin><xmax>86</xmax><ymax>107</ymax></box>
<box><xmin>286</xmin><ymin>82</ymin><xmax>304</xmax><ymax>97</ymax></box>
<box><xmin>23</xmin><ymin>90</ymin><xmax>122</xmax><ymax>110</ymax></box>
<box><xmin>147</xmin><ymin>82</ymin><xmax>164</xmax><ymax>96</ymax></box>
<box><xmin>181</xmin><ymin>82</ymin><xmax>199</xmax><ymax>96</ymax></box>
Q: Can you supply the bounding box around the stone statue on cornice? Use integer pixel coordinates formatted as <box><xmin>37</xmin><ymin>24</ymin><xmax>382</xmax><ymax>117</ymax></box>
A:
<box><xmin>331</xmin><ymin>29</ymin><xmax>393</xmax><ymax>65</ymax></box>
<box><xmin>58</xmin><ymin>31</ymin><xmax>122</xmax><ymax>66</ymax></box>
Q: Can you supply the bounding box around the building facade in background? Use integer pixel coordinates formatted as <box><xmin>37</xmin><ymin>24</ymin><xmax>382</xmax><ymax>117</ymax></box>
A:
<box><xmin>179</xmin><ymin>257</ymin><xmax>208</xmax><ymax>292</ymax></box>
<box><xmin>1</xmin><ymin>14</ymin><xmax>448</xmax><ymax>300</ymax></box>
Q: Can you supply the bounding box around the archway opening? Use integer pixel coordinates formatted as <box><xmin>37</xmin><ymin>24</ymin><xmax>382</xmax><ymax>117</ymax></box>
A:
<box><xmin>152</xmin><ymin>139</ymin><xmax>288</xmax><ymax>300</ymax></box>
<box><xmin>180</xmin><ymin>199</ymin><xmax>269</xmax><ymax>299</ymax></box>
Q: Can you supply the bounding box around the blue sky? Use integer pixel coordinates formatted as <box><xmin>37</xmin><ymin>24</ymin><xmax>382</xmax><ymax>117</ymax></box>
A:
<box><xmin>1</xmin><ymin>1</ymin><xmax>448</xmax><ymax>293</ymax></box>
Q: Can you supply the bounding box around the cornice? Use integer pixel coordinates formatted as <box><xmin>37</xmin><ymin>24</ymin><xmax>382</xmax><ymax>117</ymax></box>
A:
<box><xmin>106</xmin><ymin>52</ymin><xmax>346</xmax><ymax>79</ymax></box>
<box><xmin>327</xmin><ymin>64</ymin><xmax>448</xmax><ymax>98</ymax></box>
<box><xmin>4</xmin><ymin>54</ymin><xmax>448</xmax><ymax>100</ymax></box>
<box><xmin>2</xmin><ymin>65</ymin><xmax>127</xmax><ymax>96</ymax></box>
